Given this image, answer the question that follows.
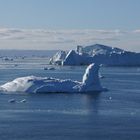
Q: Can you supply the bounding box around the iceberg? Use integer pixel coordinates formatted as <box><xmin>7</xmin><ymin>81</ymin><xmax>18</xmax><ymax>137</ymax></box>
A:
<box><xmin>50</xmin><ymin>44</ymin><xmax>140</xmax><ymax>66</ymax></box>
<box><xmin>0</xmin><ymin>63</ymin><xmax>106</xmax><ymax>93</ymax></box>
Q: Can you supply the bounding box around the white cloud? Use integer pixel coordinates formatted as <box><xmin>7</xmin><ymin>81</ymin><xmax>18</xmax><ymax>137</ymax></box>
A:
<box><xmin>133</xmin><ymin>30</ymin><xmax>140</xmax><ymax>33</ymax></box>
<box><xmin>0</xmin><ymin>28</ymin><xmax>124</xmax><ymax>41</ymax></box>
<box><xmin>0</xmin><ymin>28</ymin><xmax>139</xmax><ymax>52</ymax></box>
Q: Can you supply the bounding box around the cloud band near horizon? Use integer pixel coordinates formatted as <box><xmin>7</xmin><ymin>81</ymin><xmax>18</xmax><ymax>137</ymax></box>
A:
<box><xmin>0</xmin><ymin>28</ymin><xmax>140</xmax><ymax>52</ymax></box>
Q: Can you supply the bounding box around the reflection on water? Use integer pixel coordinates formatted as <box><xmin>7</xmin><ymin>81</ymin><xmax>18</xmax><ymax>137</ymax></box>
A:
<box><xmin>80</xmin><ymin>92</ymin><xmax>101</xmax><ymax>115</ymax></box>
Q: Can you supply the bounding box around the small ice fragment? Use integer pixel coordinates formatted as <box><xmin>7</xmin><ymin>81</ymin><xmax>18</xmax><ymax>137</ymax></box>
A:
<box><xmin>44</xmin><ymin>67</ymin><xmax>55</xmax><ymax>70</ymax></box>
<box><xmin>44</xmin><ymin>67</ymin><xmax>48</xmax><ymax>70</ymax></box>
<box><xmin>48</xmin><ymin>67</ymin><xmax>55</xmax><ymax>70</ymax></box>
<box><xmin>8</xmin><ymin>99</ymin><xmax>16</xmax><ymax>103</ymax></box>
<box><xmin>20</xmin><ymin>99</ymin><xmax>26</xmax><ymax>103</ymax></box>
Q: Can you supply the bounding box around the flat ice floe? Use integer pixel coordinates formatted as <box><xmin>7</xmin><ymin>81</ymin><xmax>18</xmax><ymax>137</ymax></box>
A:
<box><xmin>0</xmin><ymin>63</ymin><xmax>106</xmax><ymax>93</ymax></box>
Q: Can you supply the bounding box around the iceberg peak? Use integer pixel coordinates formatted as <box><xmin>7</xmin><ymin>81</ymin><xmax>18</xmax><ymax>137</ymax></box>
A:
<box><xmin>82</xmin><ymin>63</ymin><xmax>102</xmax><ymax>92</ymax></box>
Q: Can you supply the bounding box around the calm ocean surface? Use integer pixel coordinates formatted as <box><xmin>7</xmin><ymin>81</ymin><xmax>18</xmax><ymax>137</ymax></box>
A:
<box><xmin>0</xmin><ymin>57</ymin><xmax>140</xmax><ymax>140</ymax></box>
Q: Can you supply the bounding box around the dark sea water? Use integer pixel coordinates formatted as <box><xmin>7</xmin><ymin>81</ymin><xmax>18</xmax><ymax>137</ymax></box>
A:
<box><xmin>0</xmin><ymin>58</ymin><xmax>140</xmax><ymax>140</ymax></box>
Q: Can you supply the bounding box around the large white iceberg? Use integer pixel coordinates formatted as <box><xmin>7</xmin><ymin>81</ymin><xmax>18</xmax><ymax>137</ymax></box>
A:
<box><xmin>0</xmin><ymin>64</ymin><xmax>106</xmax><ymax>93</ymax></box>
<box><xmin>50</xmin><ymin>44</ymin><xmax>140</xmax><ymax>66</ymax></box>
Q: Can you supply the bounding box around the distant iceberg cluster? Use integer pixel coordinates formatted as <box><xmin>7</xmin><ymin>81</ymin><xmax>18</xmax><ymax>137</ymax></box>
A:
<box><xmin>50</xmin><ymin>44</ymin><xmax>140</xmax><ymax>66</ymax></box>
<box><xmin>0</xmin><ymin>63</ymin><xmax>106</xmax><ymax>93</ymax></box>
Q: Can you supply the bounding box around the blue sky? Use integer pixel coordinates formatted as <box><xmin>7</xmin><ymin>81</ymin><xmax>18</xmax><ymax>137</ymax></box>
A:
<box><xmin>0</xmin><ymin>0</ymin><xmax>140</xmax><ymax>51</ymax></box>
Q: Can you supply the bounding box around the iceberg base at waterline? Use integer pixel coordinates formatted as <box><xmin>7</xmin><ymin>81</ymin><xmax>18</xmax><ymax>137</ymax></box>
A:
<box><xmin>0</xmin><ymin>63</ymin><xmax>106</xmax><ymax>94</ymax></box>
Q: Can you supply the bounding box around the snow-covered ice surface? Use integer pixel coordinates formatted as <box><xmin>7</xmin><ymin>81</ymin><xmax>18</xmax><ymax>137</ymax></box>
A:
<box><xmin>0</xmin><ymin>56</ymin><xmax>140</xmax><ymax>140</ymax></box>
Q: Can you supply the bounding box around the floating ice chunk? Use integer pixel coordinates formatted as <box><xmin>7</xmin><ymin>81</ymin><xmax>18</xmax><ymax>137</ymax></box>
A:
<box><xmin>44</xmin><ymin>67</ymin><xmax>55</xmax><ymax>70</ymax></box>
<box><xmin>8</xmin><ymin>99</ymin><xmax>16</xmax><ymax>103</ymax></box>
<box><xmin>0</xmin><ymin>63</ymin><xmax>106</xmax><ymax>93</ymax></box>
<box><xmin>20</xmin><ymin>99</ymin><xmax>26</xmax><ymax>103</ymax></box>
